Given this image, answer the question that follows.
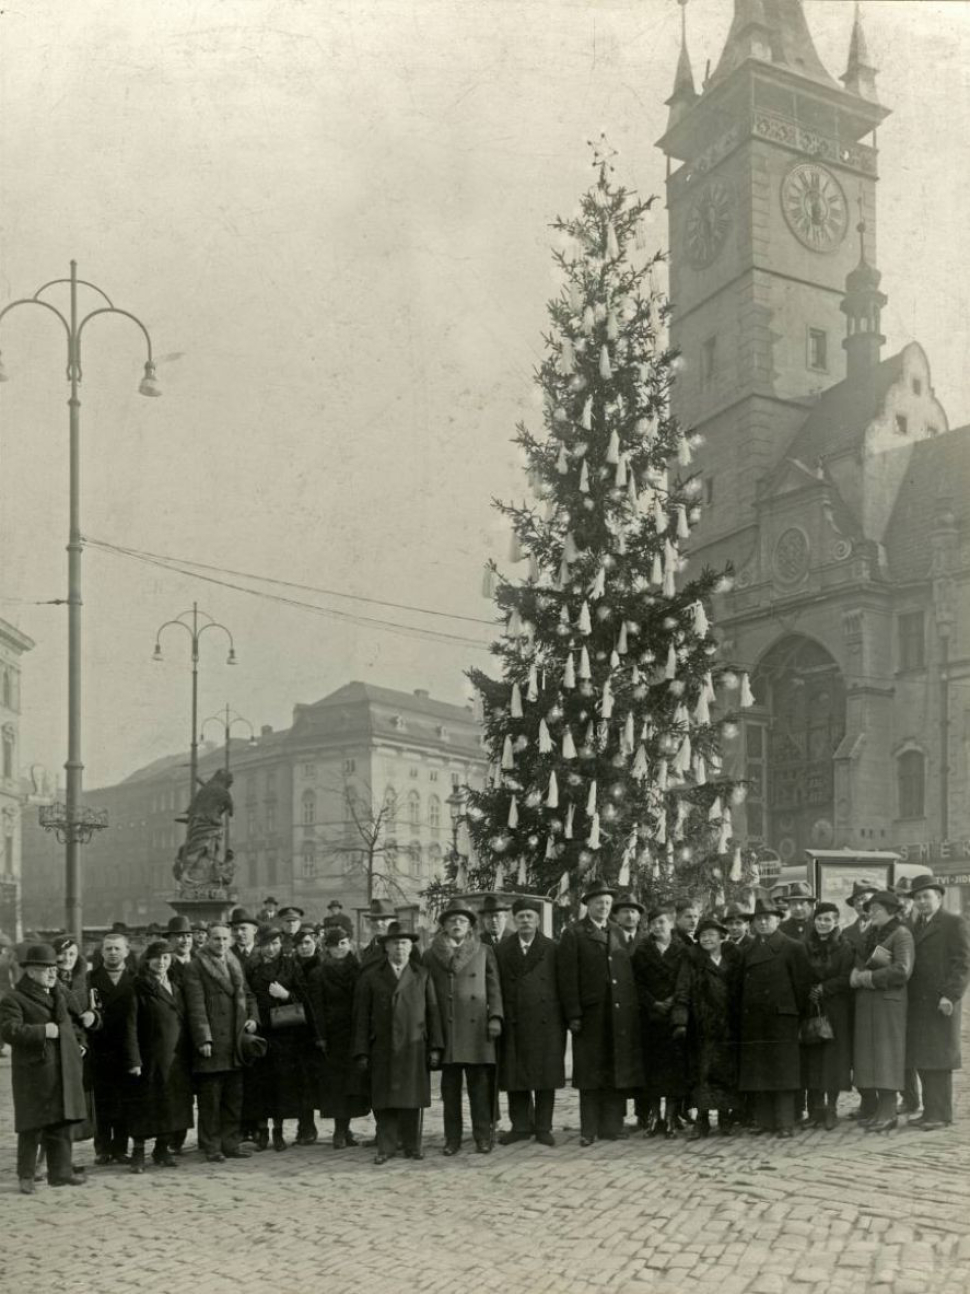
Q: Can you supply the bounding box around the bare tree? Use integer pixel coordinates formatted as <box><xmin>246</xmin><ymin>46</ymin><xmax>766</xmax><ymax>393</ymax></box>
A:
<box><xmin>321</xmin><ymin>778</ymin><xmax>411</xmax><ymax>907</ymax></box>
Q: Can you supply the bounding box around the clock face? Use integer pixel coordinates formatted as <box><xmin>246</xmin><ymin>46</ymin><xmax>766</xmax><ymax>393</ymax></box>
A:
<box><xmin>685</xmin><ymin>181</ymin><xmax>732</xmax><ymax>269</ymax></box>
<box><xmin>782</xmin><ymin>163</ymin><xmax>848</xmax><ymax>253</ymax></box>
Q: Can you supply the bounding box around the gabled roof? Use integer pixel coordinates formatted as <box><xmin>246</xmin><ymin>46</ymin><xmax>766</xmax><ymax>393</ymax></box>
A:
<box><xmin>884</xmin><ymin>429</ymin><xmax>970</xmax><ymax>584</ymax></box>
<box><xmin>783</xmin><ymin>351</ymin><xmax>905</xmax><ymax>468</ymax></box>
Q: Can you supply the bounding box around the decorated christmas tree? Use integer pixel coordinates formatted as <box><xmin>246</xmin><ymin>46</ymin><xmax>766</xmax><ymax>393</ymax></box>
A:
<box><xmin>463</xmin><ymin>139</ymin><xmax>758</xmax><ymax>912</ymax></box>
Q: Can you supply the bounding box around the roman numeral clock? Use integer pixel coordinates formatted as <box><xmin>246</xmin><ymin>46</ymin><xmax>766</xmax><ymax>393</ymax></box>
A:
<box><xmin>781</xmin><ymin>162</ymin><xmax>849</xmax><ymax>253</ymax></box>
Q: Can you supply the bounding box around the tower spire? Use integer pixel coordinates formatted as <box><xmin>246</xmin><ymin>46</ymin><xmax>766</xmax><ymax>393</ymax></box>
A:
<box><xmin>841</xmin><ymin>2</ymin><xmax>879</xmax><ymax>102</ymax></box>
<box><xmin>840</xmin><ymin>201</ymin><xmax>887</xmax><ymax>380</ymax></box>
<box><xmin>665</xmin><ymin>0</ymin><xmax>699</xmax><ymax>130</ymax></box>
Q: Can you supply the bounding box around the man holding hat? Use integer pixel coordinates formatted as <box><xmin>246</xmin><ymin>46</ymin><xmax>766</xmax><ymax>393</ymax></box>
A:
<box><xmin>557</xmin><ymin>884</ymin><xmax>644</xmax><ymax>1146</ymax></box>
<box><xmin>612</xmin><ymin>893</ymin><xmax>645</xmax><ymax>953</ymax></box>
<box><xmin>229</xmin><ymin>908</ymin><xmax>259</xmax><ymax>971</ymax></box>
<box><xmin>493</xmin><ymin>897</ymin><xmax>565</xmax><ymax>1146</ymax></box>
<box><xmin>353</xmin><ymin>925</ymin><xmax>442</xmax><ymax>1164</ymax></box>
<box><xmin>0</xmin><ymin>943</ymin><xmax>89</xmax><ymax>1193</ymax></box>
<box><xmin>322</xmin><ymin>899</ymin><xmax>354</xmax><ymax>940</ymax></box>
<box><xmin>423</xmin><ymin>899</ymin><xmax>503</xmax><ymax>1154</ymax></box>
<box><xmin>479</xmin><ymin>894</ymin><xmax>511</xmax><ymax>949</ymax></box>
<box><xmin>779</xmin><ymin>883</ymin><xmax>816</xmax><ymax>942</ymax></box>
<box><xmin>905</xmin><ymin>874</ymin><xmax>970</xmax><ymax>1129</ymax></box>
<box><xmin>737</xmin><ymin>897</ymin><xmax>812</xmax><ymax>1137</ymax></box>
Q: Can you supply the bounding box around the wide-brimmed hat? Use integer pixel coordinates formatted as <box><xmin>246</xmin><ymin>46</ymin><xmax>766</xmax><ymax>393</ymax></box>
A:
<box><xmin>695</xmin><ymin>917</ymin><xmax>727</xmax><ymax>938</ymax></box>
<box><xmin>752</xmin><ymin>897</ymin><xmax>784</xmax><ymax>918</ymax></box>
<box><xmin>238</xmin><ymin>1031</ymin><xmax>269</xmax><ymax>1066</ymax></box>
<box><xmin>866</xmin><ymin>890</ymin><xmax>902</xmax><ymax>914</ymax></box>
<box><xmin>326</xmin><ymin>899</ymin><xmax>343</xmax><ymax>910</ymax></box>
<box><xmin>909</xmin><ymin>873</ymin><xmax>945</xmax><ymax>897</ymax></box>
<box><xmin>230</xmin><ymin>907</ymin><xmax>259</xmax><ymax>928</ymax></box>
<box><xmin>847</xmin><ymin>880</ymin><xmax>879</xmax><ymax>908</ymax></box>
<box><xmin>582</xmin><ymin>882</ymin><xmax>616</xmax><ymax>904</ymax></box>
<box><xmin>613</xmin><ymin>893</ymin><xmax>645</xmax><ymax>915</ymax></box>
<box><xmin>814</xmin><ymin>902</ymin><xmax>841</xmax><ymax>918</ymax></box>
<box><xmin>787</xmin><ymin>882</ymin><xmax>815</xmax><ymax>902</ymax></box>
<box><xmin>21</xmin><ymin>943</ymin><xmax>57</xmax><ymax>967</ymax></box>
<box><xmin>722</xmin><ymin>903</ymin><xmax>752</xmax><ymax>922</ymax></box>
<box><xmin>480</xmin><ymin>894</ymin><xmax>511</xmax><ymax>913</ymax></box>
<box><xmin>380</xmin><ymin>921</ymin><xmax>420</xmax><ymax>944</ymax></box>
<box><xmin>366</xmin><ymin>898</ymin><xmax>396</xmax><ymax>919</ymax></box>
<box><xmin>166</xmin><ymin>915</ymin><xmax>193</xmax><ymax>935</ymax></box>
<box><xmin>256</xmin><ymin>925</ymin><xmax>283</xmax><ymax>947</ymax></box>
<box><xmin>438</xmin><ymin>901</ymin><xmax>477</xmax><ymax>925</ymax></box>
<box><xmin>511</xmin><ymin>897</ymin><xmax>542</xmax><ymax>916</ymax></box>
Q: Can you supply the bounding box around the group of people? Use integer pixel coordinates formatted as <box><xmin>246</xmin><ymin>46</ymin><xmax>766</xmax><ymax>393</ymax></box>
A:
<box><xmin>1</xmin><ymin>874</ymin><xmax>967</xmax><ymax>1195</ymax></box>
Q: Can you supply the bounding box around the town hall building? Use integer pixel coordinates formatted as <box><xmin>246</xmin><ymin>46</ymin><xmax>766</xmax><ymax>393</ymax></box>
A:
<box><xmin>658</xmin><ymin>1</ymin><xmax>970</xmax><ymax>882</ymax></box>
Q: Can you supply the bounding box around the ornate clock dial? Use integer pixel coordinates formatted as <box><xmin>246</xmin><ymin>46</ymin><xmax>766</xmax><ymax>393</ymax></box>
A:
<box><xmin>781</xmin><ymin>163</ymin><xmax>848</xmax><ymax>253</ymax></box>
<box><xmin>685</xmin><ymin>180</ymin><xmax>732</xmax><ymax>269</ymax></box>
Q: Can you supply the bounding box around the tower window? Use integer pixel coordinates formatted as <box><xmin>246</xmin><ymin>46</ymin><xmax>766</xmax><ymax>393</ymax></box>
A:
<box><xmin>895</xmin><ymin>415</ymin><xmax>908</xmax><ymax>436</ymax></box>
<box><xmin>807</xmin><ymin>329</ymin><xmax>828</xmax><ymax>373</ymax></box>
<box><xmin>704</xmin><ymin>477</ymin><xmax>715</xmax><ymax>506</ymax></box>
<box><xmin>897</xmin><ymin>750</ymin><xmax>925</xmax><ymax>820</ymax></box>
<box><xmin>898</xmin><ymin>611</ymin><xmax>925</xmax><ymax>671</ymax></box>
<box><xmin>701</xmin><ymin>336</ymin><xmax>717</xmax><ymax>389</ymax></box>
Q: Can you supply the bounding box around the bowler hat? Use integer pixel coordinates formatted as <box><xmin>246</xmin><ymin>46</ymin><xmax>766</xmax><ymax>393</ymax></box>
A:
<box><xmin>326</xmin><ymin>899</ymin><xmax>343</xmax><ymax>910</ymax></box>
<box><xmin>909</xmin><ymin>873</ymin><xmax>945</xmax><ymax>897</ymax></box>
<box><xmin>787</xmin><ymin>882</ymin><xmax>815</xmax><ymax>902</ymax></box>
<box><xmin>230</xmin><ymin>907</ymin><xmax>259</xmax><ymax>928</ymax></box>
<box><xmin>256</xmin><ymin>925</ymin><xmax>283</xmax><ymax>946</ymax></box>
<box><xmin>752</xmin><ymin>897</ymin><xmax>785</xmax><ymax>918</ymax></box>
<box><xmin>238</xmin><ymin>1031</ymin><xmax>269</xmax><ymax>1066</ymax></box>
<box><xmin>111</xmin><ymin>921</ymin><xmax>130</xmax><ymax>933</ymax></box>
<box><xmin>144</xmin><ymin>940</ymin><xmax>171</xmax><ymax>962</ymax></box>
<box><xmin>323</xmin><ymin>927</ymin><xmax>351</xmax><ymax>947</ymax></box>
<box><xmin>166</xmin><ymin>915</ymin><xmax>193</xmax><ymax>935</ymax></box>
<box><xmin>380</xmin><ymin>921</ymin><xmax>420</xmax><ymax>944</ymax></box>
<box><xmin>511</xmin><ymin>897</ymin><xmax>542</xmax><ymax>916</ymax></box>
<box><xmin>722</xmin><ymin>903</ymin><xmax>752</xmax><ymax>922</ymax></box>
<box><xmin>847</xmin><ymin>879</ymin><xmax>879</xmax><ymax>907</ymax></box>
<box><xmin>480</xmin><ymin>894</ymin><xmax>511</xmax><ymax>913</ymax></box>
<box><xmin>21</xmin><ymin>942</ymin><xmax>57</xmax><ymax>967</ymax></box>
<box><xmin>695</xmin><ymin>917</ymin><xmax>728</xmax><ymax>938</ymax></box>
<box><xmin>814</xmin><ymin>902</ymin><xmax>841</xmax><ymax>918</ymax></box>
<box><xmin>582</xmin><ymin>882</ymin><xmax>616</xmax><ymax>904</ymax></box>
<box><xmin>866</xmin><ymin>890</ymin><xmax>902</xmax><ymax>914</ymax></box>
<box><xmin>438</xmin><ymin>900</ymin><xmax>477</xmax><ymax>925</ymax></box>
<box><xmin>263</xmin><ymin>896</ymin><xmax>278</xmax><ymax>906</ymax></box>
<box><xmin>366</xmin><ymin>898</ymin><xmax>396</xmax><ymax>919</ymax></box>
<box><xmin>613</xmin><ymin>893</ymin><xmax>645</xmax><ymax>915</ymax></box>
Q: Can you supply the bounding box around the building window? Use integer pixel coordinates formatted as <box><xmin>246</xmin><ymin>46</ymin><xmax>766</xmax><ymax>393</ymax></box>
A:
<box><xmin>407</xmin><ymin>842</ymin><xmax>422</xmax><ymax>876</ymax></box>
<box><xmin>384</xmin><ymin>788</ymin><xmax>398</xmax><ymax>829</ymax></box>
<box><xmin>895</xmin><ymin>414</ymin><xmax>908</xmax><ymax>436</ymax></box>
<box><xmin>701</xmin><ymin>336</ymin><xmax>717</xmax><ymax>388</ymax></box>
<box><xmin>265</xmin><ymin>769</ymin><xmax>276</xmax><ymax>794</ymax></box>
<box><xmin>407</xmin><ymin>790</ymin><xmax>420</xmax><ymax>831</ymax></box>
<box><xmin>303</xmin><ymin>762</ymin><xmax>316</xmax><ymax>778</ymax></box>
<box><xmin>807</xmin><ymin>328</ymin><xmax>828</xmax><ymax>372</ymax></box>
<box><xmin>704</xmin><ymin>477</ymin><xmax>715</xmax><ymax>506</ymax></box>
<box><xmin>301</xmin><ymin>789</ymin><xmax>316</xmax><ymax>825</ymax></box>
<box><xmin>427</xmin><ymin>843</ymin><xmax>443</xmax><ymax>878</ymax></box>
<box><xmin>266</xmin><ymin>851</ymin><xmax>278</xmax><ymax>886</ymax></box>
<box><xmin>429</xmin><ymin>770</ymin><xmax>439</xmax><ymax>782</ymax></box>
<box><xmin>451</xmin><ymin>771</ymin><xmax>461</xmax><ymax>787</ymax></box>
<box><xmin>265</xmin><ymin>803</ymin><xmax>277</xmax><ymax>836</ymax></box>
<box><xmin>302</xmin><ymin>843</ymin><xmax>317</xmax><ymax>880</ymax></box>
<box><xmin>1</xmin><ymin>727</ymin><xmax>13</xmax><ymax>781</ymax></box>
<box><xmin>898</xmin><ymin>611</ymin><xmax>925</xmax><ymax>671</ymax></box>
<box><xmin>897</xmin><ymin>750</ymin><xmax>925</xmax><ymax>819</ymax></box>
<box><xmin>343</xmin><ymin>758</ymin><xmax>356</xmax><ymax>775</ymax></box>
<box><xmin>409</xmin><ymin>766</ymin><xmax>419</xmax><ymax>780</ymax></box>
<box><xmin>385</xmin><ymin>839</ymin><xmax>399</xmax><ymax>871</ymax></box>
<box><xmin>744</xmin><ymin>721</ymin><xmax>767</xmax><ymax>846</ymax></box>
<box><xmin>1</xmin><ymin>670</ymin><xmax>11</xmax><ymax>710</ymax></box>
<box><xmin>429</xmin><ymin>794</ymin><xmax>441</xmax><ymax>833</ymax></box>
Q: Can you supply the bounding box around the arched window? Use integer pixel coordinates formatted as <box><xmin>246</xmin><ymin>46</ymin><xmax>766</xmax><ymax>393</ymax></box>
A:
<box><xmin>302</xmin><ymin>789</ymin><xmax>316</xmax><ymax>825</ymax></box>
<box><xmin>302</xmin><ymin>842</ymin><xmax>317</xmax><ymax>879</ymax></box>
<box><xmin>428</xmin><ymin>794</ymin><xmax>441</xmax><ymax>832</ymax></box>
<box><xmin>384</xmin><ymin>787</ymin><xmax>398</xmax><ymax>829</ymax></box>
<box><xmin>407</xmin><ymin>790</ymin><xmax>421</xmax><ymax>831</ymax></box>
<box><xmin>407</xmin><ymin>841</ymin><xmax>422</xmax><ymax>875</ymax></box>
<box><xmin>898</xmin><ymin>750</ymin><xmax>925</xmax><ymax>819</ymax></box>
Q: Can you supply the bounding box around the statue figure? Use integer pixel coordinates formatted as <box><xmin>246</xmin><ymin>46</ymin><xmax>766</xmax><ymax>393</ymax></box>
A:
<box><xmin>173</xmin><ymin>769</ymin><xmax>236</xmax><ymax>894</ymax></box>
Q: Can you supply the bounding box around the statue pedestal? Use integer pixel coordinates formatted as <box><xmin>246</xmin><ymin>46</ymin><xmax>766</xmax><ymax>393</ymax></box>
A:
<box><xmin>168</xmin><ymin>893</ymin><xmax>237</xmax><ymax>928</ymax></box>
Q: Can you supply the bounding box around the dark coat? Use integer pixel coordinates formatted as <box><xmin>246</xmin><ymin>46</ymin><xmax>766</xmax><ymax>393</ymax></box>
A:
<box><xmin>87</xmin><ymin>965</ymin><xmax>137</xmax><ymax>1083</ymax></box>
<box><xmin>352</xmin><ymin>961</ymin><xmax>443</xmax><ymax>1109</ymax></box>
<box><xmin>182</xmin><ymin>950</ymin><xmax>257</xmax><ymax>1074</ymax></box>
<box><xmin>305</xmin><ymin>953</ymin><xmax>369</xmax><ymax>1118</ymax></box>
<box><xmin>800</xmin><ymin>929</ymin><xmax>854</xmax><ymax>1093</ymax></box>
<box><xmin>779</xmin><ymin>916</ymin><xmax>812</xmax><ymax>942</ymax></box>
<box><xmin>246</xmin><ymin>952</ymin><xmax>306</xmax><ymax>1118</ymax></box>
<box><xmin>125</xmin><ymin>972</ymin><xmax>194</xmax><ymax>1138</ymax></box>
<box><xmin>853</xmin><ymin>919</ymin><xmax>914</xmax><ymax>1091</ymax></box>
<box><xmin>422</xmin><ymin>933</ymin><xmax>503</xmax><ymax>1066</ymax></box>
<box><xmin>737</xmin><ymin>930</ymin><xmax>812</xmax><ymax>1092</ymax></box>
<box><xmin>673</xmin><ymin>943</ymin><xmax>740</xmax><ymax>1110</ymax></box>
<box><xmin>494</xmin><ymin>932</ymin><xmax>566</xmax><ymax>1092</ymax></box>
<box><xmin>557</xmin><ymin>917</ymin><xmax>644</xmax><ymax>1092</ymax></box>
<box><xmin>842</xmin><ymin>918</ymin><xmax>871</xmax><ymax>960</ymax></box>
<box><xmin>906</xmin><ymin>909</ymin><xmax>970</xmax><ymax>1071</ymax></box>
<box><xmin>0</xmin><ymin>976</ymin><xmax>87</xmax><ymax>1133</ymax></box>
<box><xmin>633</xmin><ymin>936</ymin><xmax>690</xmax><ymax>1099</ymax></box>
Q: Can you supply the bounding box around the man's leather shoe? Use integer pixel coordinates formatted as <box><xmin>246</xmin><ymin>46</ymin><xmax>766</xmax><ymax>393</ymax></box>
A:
<box><xmin>918</xmin><ymin>1120</ymin><xmax>948</xmax><ymax>1132</ymax></box>
<box><xmin>18</xmin><ymin>1178</ymin><xmax>35</xmax><ymax>1195</ymax></box>
<box><xmin>205</xmin><ymin>1152</ymin><xmax>226</xmax><ymax>1163</ymax></box>
<box><xmin>50</xmin><ymin>1173</ymin><xmax>86</xmax><ymax>1187</ymax></box>
<box><xmin>535</xmin><ymin>1131</ymin><xmax>556</xmax><ymax>1147</ymax></box>
<box><xmin>775</xmin><ymin>1128</ymin><xmax>794</xmax><ymax>1140</ymax></box>
<box><xmin>254</xmin><ymin>1129</ymin><xmax>270</xmax><ymax>1152</ymax></box>
<box><xmin>498</xmin><ymin>1130</ymin><xmax>532</xmax><ymax>1145</ymax></box>
<box><xmin>403</xmin><ymin>1148</ymin><xmax>425</xmax><ymax>1160</ymax></box>
<box><xmin>224</xmin><ymin>1148</ymin><xmax>252</xmax><ymax>1159</ymax></box>
<box><xmin>374</xmin><ymin>1153</ymin><xmax>389</xmax><ymax>1165</ymax></box>
<box><xmin>94</xmin><ymin>1153</ymin><xmax>113</xmax><ymax>1166</ymax></box>
<box><xmin>579</xmin><ymin>1136</ymin><xmax>595</xmax><ymax>1147</ymax></box>
<box><xmin>474</xmin><ymin>1139</ymin><xmax>492</xmax><ymax>1154</ymax></box>
<box><xmin>442</xmin><ymin>1143</ymin><xmax>461</xmax><ymax>1156</ymax></box>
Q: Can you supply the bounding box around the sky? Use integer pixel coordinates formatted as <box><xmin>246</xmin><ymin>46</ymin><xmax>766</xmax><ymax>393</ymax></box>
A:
<box><xmin>1</xmin><ymin>0</ymin><xmax>969</xmax><ymax>791</ymax></box>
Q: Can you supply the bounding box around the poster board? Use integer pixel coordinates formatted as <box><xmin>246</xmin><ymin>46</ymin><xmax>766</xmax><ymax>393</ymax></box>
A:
<box><xmin>808</xmin><ymin>851</ymin><xmax>898</xmax><ymax>925</ymax></box>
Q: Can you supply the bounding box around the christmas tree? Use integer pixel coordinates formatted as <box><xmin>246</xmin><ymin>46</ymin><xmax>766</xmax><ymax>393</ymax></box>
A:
<box><xmin>464</xmin><ymin>139</ymin><xmax>757</xmax><ymax>912</ymax></box>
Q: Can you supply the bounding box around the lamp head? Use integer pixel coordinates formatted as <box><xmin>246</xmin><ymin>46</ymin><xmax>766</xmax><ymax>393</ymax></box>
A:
<box><xmin>138</xmin><ymin>360</ymin><xmax>161</xmax><ymax>398</ymax></box>
<box><xmin>152</xmin><ymin>643</ymin><xmax>163</xmax><ymax>662</ymax></box>
<box><xmin>227</xmin><ymin>648</ymin><xmax>236</xmax><ymax>665</ymax></box>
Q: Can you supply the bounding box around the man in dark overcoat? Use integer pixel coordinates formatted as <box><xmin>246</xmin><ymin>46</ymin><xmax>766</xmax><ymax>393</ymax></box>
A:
<box><xmin>0</xmin><ymin>943</ymin><xmax>89</xmax><ymax>1193</ymax></box>
<box><xmin>166</xmin><ymin>914</ymin><xmax>196</xmax><ymax>982</ymax></box>
<box><xmin>359</xmin><ymin>898</ymin><xmax>397</xmax><ymax>973</ymax></box>
<box><xmin>612</xmin><ymin>893</ymin><xmax>645</xmax><ymax>953</ymax></box>
<box><xmin>87</xmin><ymin>931</ymin><xmax>137</xmax><ymax>1165</ymax></box>
<box><xmin>352</xmin><ymin>928</ymin><xmax>443</xmax><ymax>1163</ymax></box>
<box><xmin>182</xmin><ymin>923</ymin><xmax>259</xmax><ymax>1163</ymax></box>
<box><xmin>737</xmin><ymin>897</ymin><xmax>812</xmax><ymax>1137</ymax></box>
<box><xmin>229</xmin><ymin>909</ymin><xmax>259</xmax><ymax>971</ymax></box>
<box><xmin>723</xmin><ymin>903</ymin><xmax>754</xmax><ymax>953</ymax></box>
<box><xmin>422</xmin><ymin>899</ymin><xmax>503</xmax><ymax>1155</ymax></box>
<box><xmin>905</xmin><ymin>875</ymin><xmax>970</xmax><ymax>1129</ymax></box>
<box><xmin>632</xmin><ymin>907</ymin><xmax>690</xmax><ymax>1135</ymax></box>
<box><xmin>494</xmin><ymin>897</ymin><xmax>565</xmax><ymax>1146</ymax></box>
<box><xmin>842</xmin><ymin>881</ymin><xmax>878</xmax><ymax>960</ymax></box>
<box><xmin>479</xmin><ymin>894</ymin><xmax>511</xmax><ymax>949</ymax></box>
<box><xmin>557</xmin><ymin>883</ymin><xmax>644</xmax><ymax>1146</ymax></box>
<box><xmin>779</xmin><ymin>882</ymin><xmax>815</xmax><ymax>941</ymax></box>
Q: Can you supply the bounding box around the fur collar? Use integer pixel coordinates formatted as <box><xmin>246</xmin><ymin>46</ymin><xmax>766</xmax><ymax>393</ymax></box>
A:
<box><xmin>196</xmin><ymin>947</ymin><xmax>240</xmax><ymax>995</ymax></box>
<box><xmin>428</xmin><ymin>929</ymin><xmax>482</xmax><ymax>975</ymax></box>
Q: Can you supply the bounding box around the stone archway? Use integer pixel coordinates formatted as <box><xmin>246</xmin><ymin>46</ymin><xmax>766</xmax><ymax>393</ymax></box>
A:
<box><xmin>751</xmin><ymin>635</ymin><xmax>846</xmax><ymax>863</ymax></box>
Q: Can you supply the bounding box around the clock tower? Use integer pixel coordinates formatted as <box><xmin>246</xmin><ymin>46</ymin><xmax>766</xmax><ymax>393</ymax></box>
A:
<box><xmin>657</xmin><ymin>0</ymin><xmax>889</xmax><ymax>556</ymax></box>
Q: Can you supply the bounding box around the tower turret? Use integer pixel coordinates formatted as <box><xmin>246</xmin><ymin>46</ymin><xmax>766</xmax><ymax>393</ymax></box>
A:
<box><xmin>841</xmin><ymin>2</ymin><xmax>879</xmax><ymax>103</ymax></box>
<box><xmin>665</xmin><ymin>0</ymin><xmax>699</xmax><ymax>131</ymax></box>
<box><xmin>840</xmin><ymin>217</ymin><xmax>887</xmax><ymax>379</ymax></box>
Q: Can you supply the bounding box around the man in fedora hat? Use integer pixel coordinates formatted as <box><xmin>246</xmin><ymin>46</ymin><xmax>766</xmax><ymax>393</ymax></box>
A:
<box><xmin>843</xmin><ymin>880</ymin><xmax>879</xmax><ymax>960</ymax></box>
<box><xmin>479</xmin><ymin>894</ymin><xmax>511</xmax><ymax>949</ymax></box>
<box><xmin>257</xmin><ymin>896</ymin><xmax>279</xmax><ymax>923</ymax></box>
<box><xmin>359</xmin><ymin>898</ymin><xmax>398</xmax><ymax>973</ymax></box>
<box><xmin>0</xmin><ymin>943</ymin><xmax>90</xmax><ymax>1193</ymax></box>
<box><xmin>557</xmin><ymin>884</ymin><xmax>643</xmax><ymax>1146</ymax></box>
<box><xmin>422</xmin><ymin>899</ymin><xmax>503</xmax><ymax>1155</ymax></box>
<box><xmin>723</xmin><ymin>902</ymin><xmax>754</xmax><ymax>952</ymax></box>
<box><xmin>229</xmin><ymin>908</ymin><xmax>259</xmax><ymax>971</ymax></box>
<box><xmin>612</xmin><ymin>893</ymin><xmax>645</xmax><ymax>953</ymax></box>
<box><xmin>353</xmin><ymin>926</ymin><xmax>443</xmax><ymax>1164</ymax></box>
<box><xmin>166</xmin><ymin>915</ymin><xmax>196</xmax><ymax>982</ymax></box>
<box><xmin>191</xmin><ymin>921</ymin><xmax>208</xmax><ymax>954</ymax></box>
<box><xmin>779</xmin><ymin>882</ymin><xmax>816</xmax><ymax>942</ymax></box>
<box><xmin>737</xmin><ymin>897</ymin><xmax>812</xmax><ymax>1137</ymax></box>
<box><xmin>905</xmin><ymin>874</ymin><xmax>970</xmax><ymax>1130</ymax></box>
<box><xmin>768</xmin><ymin>885</ymin><xmax>791</xmax><ymax>920</ymax></box>
<box><xmin>322</xmin><ymin>898</ymin><xmax>353</xmax><ymax>940</ymax></box>
<box><xmin>895</xmin><ymin>877</ymin><xmax>916</xmax><ymax>926</ymax></box>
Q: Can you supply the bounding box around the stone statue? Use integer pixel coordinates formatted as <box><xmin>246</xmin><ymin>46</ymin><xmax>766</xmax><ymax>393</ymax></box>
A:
<box><xmin>173</xmin><ymin>769</ymin><xmax>236</xmax><ymax>895</ymax></box>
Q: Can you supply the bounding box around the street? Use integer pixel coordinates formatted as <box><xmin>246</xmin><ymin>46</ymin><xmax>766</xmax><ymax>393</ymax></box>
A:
<box><xmin>2</xmin><ymin>1047</ymin><xmax>969</xmax><ymax>1294</ymax></box>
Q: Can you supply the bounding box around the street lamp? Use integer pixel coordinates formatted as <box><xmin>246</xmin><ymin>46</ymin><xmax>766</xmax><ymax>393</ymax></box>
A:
<box><xmin>200</xmin><ymin>704</ymin><xmax>257</xmax><ymax>856</ymax></box>
<box><xmin>447</xmin><ymin>786</ymin><xmax>468</xmax><ymax>878</ymax></box>
<box><xmin>152</xmin><ymin>603</ymin><xmax>236</xmax><ymax>810</ymax></box>
<box><xmin>0</xmin><ymin>261</ymin><xmax>159</xmax><ymax>943</ymax></box>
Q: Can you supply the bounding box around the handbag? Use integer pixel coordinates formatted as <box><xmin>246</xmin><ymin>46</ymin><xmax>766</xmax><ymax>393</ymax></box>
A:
<box><xmin>269</xmin><ymin>1002</ymin><xmax>306</xmax><ymax>1029</ymax></box>
<box><xmin>800</xmin><ymin>1003</ymin><xmax>835</xmax><ymax>1045</ymax></box>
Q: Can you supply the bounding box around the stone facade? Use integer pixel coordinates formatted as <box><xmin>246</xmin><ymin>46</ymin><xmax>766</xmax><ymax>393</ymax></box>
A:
<box><xmin>0</xmin><ymin>617</ymin><xmax>34</xmax><ymax>939</ymax></box>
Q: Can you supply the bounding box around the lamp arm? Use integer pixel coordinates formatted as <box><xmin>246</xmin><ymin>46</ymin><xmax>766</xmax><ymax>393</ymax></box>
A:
<box><xmin>76</xmin><ymin>307</ymin><xmax>154</xmax><ymax>363</ymax></box>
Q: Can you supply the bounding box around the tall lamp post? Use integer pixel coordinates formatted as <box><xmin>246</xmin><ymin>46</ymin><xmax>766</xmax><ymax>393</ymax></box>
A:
<box><xmin>446</xmin><ymin>787</ymin><xmax>468</xmax><ymax>884</ymax></box>
<box><xmin>0</xmin><ymin>261</ymin><xmax>160</xmax><ymax>943</ymax></box>
<box><xmin>152</xmin><ymin>604</ymin><xmax>236</xmax><ymax>811</ymax></box>
<box><xmin>200</xmin><ymin>704</ymin><xmax>256</xmax><ymax>854</ymax></box>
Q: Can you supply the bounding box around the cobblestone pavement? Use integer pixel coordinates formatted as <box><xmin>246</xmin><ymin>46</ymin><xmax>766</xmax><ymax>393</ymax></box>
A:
<box><xmin>2</xmin><ymin>1049</ymin><xmax>969</xmax><ymax>1294</ymax></box>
